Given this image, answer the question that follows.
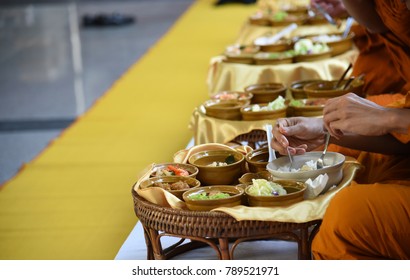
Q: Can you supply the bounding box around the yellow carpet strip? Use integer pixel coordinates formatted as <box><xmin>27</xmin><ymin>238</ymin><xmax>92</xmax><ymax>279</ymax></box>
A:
<box><xmin>0</xmin><ymin>0</ymin><xmax>257</xmax><ymax>259</ymax></box>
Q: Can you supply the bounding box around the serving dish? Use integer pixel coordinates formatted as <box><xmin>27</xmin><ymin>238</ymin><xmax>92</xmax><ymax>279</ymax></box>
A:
<box><xmin>245</xmin><ymin>179</ymin><xmax>307</xmax><ymax>207</ymax></box>
<box><xmin>203</xmin><ymin>99</ymin><xmax>244</xmax><ymax>120</ymax></box>
<box><xmin>244</xmin><ymin>82</ymin><xmax>287</xmax><ymax>104</ymax></box>
<box><xmin>150</xmin><ymin>162</ymin><xmax>199</xmax><ymax>178</ymax></box>
<box><xmin>287</xmin><ymin>98</ymin><xmax>328</xmax><ymax>117</ymax></box>
<box><xmin>303</xmin><ymin>79</ymin><xmax>364</xmax><ymax>98</ymax></box>
<box><xmin>140</xmin><ymin>176</ymin><xmax>201</xmax><ymax>200</ymax></box>
<box><xmin>183</xmin><ymin>185</ymin><xmax>244</xmax><ymax>211</ymax></box>
<box><xmin>266</xmin><ymin>151</ymin><xmax>345</xmax><ymax>193</ymax></box>
<box><xmin>188</xmin><ymin>149</ymin><xmax>245</xmax><ymax>185</ymax></box>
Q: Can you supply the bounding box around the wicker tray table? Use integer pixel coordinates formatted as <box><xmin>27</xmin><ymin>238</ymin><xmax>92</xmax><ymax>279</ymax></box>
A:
<box><xmin>132</xmin><ymin>189</ymin><xmax>321</xmax><ymax>260</ymax></box>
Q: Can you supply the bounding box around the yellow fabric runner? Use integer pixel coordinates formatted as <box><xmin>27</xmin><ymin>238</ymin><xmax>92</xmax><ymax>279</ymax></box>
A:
<box><xmin>0</xmin><ymin>0</ymin><xmax>258</xmax><ymax>260</ymax></box>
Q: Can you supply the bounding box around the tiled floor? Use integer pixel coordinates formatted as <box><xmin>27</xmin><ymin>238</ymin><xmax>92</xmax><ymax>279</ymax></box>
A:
<box><xmin>0</xmin><ymin>0</ymin><xmax>194</xmax><ymax>184</ymax></box>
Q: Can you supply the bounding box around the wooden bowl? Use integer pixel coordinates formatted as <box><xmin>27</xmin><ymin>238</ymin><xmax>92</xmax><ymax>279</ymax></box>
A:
<box><xmin>188</xmin><ymin>150</ymin><xmax>245</xmax><ymax>186</ymax></box>
<box><xmin>303</xmin><ymin>79</ymin><xmax>364</xmax><ymax>98</ymax></box>
<box><xmin>244</xmin><ymin>83</ymin><xmax>287</xmax><ymax>104</ymax></box>
<box><xmin>240</xmin><ymin>103</ymin><xmax>287</xmax><ymax>121</ymax></box>
<box><xmin>245</xmin><ymin>179</ymin><xmax>306</xmax><ymax>207</ymax></box>
<box><xmin>150</xmin><ymin>162</ymin><xmax>199</xmax><ymax>178</ymax></box>
<box><xmin>203</xmin><ymin>99</ymin><xmax>245</xmax><ymax>120</ymax></box>
<box><xmin>140</xmin><ymin>176</ymin><xmax>201</xmax><ymax>200</ymax></box>
<box><xmin>183</xmin><ymin>185</ymin><xmax>244</xmax><ymax>211</ymax></box>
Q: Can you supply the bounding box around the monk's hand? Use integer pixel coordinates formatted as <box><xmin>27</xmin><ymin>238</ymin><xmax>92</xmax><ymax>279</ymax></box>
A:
<box><xmin>323</xmin><ymin>93</ymin><xmax>390</xmax><ymax>139</ymax></box>
<box><xmin>271</xmin><ymin>117</ymin><xmax>326</xmax><ymax>155</ymax></box>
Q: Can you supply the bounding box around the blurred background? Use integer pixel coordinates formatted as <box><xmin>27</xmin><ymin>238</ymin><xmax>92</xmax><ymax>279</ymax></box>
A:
<box><xmin>0</xmin><ymin>0</ymin><xmax>194</xmax><ymax>184</ymax></box>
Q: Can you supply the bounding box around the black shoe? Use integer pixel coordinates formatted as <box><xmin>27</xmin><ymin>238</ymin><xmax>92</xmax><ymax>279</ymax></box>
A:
<box><xmin>214</xmin><ymin>0</ymin><xmax>257</xmax><ymax>5</ymax></box>
<box><xmin>82</xmin><ymin>13</ymin><xmax>136</xmax><ymax>27</ymax></box>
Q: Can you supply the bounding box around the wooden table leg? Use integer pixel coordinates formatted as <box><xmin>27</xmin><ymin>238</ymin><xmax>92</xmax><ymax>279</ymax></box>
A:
<box><xmin>218</xmin><ymin>238</ymin><xmax>231</xmax><ymax>260</ymax></box>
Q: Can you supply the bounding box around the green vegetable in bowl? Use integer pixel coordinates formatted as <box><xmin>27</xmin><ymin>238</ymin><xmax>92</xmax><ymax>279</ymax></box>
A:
<box><xmin>225</xmin><ymin>154</ymin><xmax>235</xmax><ymax>164</ymax></box>
<box><xmin>247</xmin><ymin>179</ymin><xmax>287</xmax><ymax>196</ymax></box>
<box><xmin>189</xmin><ymin>192</ymin><xmax>231</xmax><ymax>200</ymax></box>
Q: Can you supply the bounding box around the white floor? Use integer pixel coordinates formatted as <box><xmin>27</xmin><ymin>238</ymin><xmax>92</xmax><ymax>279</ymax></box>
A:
<box><xmin>114</xmin><ymin>222</ymin><xmax>299</xmax><ymax>260</ymax></box>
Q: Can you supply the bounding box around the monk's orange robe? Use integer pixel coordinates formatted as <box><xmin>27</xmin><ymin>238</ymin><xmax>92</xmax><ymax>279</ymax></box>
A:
<box><xmin>351</xmin><ymin>0</ymin><xmax>410</xmax><ymax>95</ymax></box>
<box><xmin>312</xmin><ymin>91</ymin><xmax>410</xmax><ymax>259</ymax></box>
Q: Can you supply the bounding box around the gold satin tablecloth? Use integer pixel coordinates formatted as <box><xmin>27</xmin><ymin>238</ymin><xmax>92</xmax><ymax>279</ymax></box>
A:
<box><xmin>189</xmin><ymin>106</ymin><xmax>273</xmax><ymax>145</ymax></box>
<box><xmin>207</xmin><ymin>21</ymin><xmax>359</xmax><ymax>94</ymax></box>
<box><xmin>133</xmin><ymin>143</ymin><xmax>362</xmax><ymax>223</ymax></box>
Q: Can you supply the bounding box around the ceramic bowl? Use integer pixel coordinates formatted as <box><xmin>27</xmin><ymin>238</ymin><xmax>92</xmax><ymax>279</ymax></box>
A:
<box><xmin>203</xmin><ymin>99</ymin><xmax>244</xmax><ymax>120</ymax></box>
<box><xmin>287</xmin><ymin>98</ymin><xmax>328</xmax><ymax>117</ymax></box>
<box><xmin>266</xmin><ymin>151</ymin><xmax>345</xmax><ymax>193</ymax></box>
<box><xmin>211</xmin><ymin>91</ymin><xmax>253</xmax><ymax>105</ymax></box>
<box><xmin>150</xmin><ymin>162</ymin><xmax>199</xmax><ymax>178</ymax></box>
<box><xmin>289</xmin><ymin>79</ymin><xmax>322</xmax><ymax>99</ymax></box>
<box><xmin>183</xmin><ymin>185</ymin><xmax>244</xmax><ymax>211</ymax></box>
<box><xmin>188</xmin><ymin>149</ymin><xmax>245</xmax><ymax>186</ymax></box>
<box><xmin>245</xmin><ymin>147</ymin><xmax>270</xmax><ymax>173</ymax></box>
<box><xmin>303</xmin><ymin>79</ymin><xmax>364</xmax><ymax>98</ymax></box>
<box><xmin>240</xmin><ymin>103</ymin><xmax>287</xmax><ymax>121</ymax></box>
<box><xmin>254</xmin><ymin>51</ymin><xmax>294</xmax><ymax>65</ymax></box>
<box><xmin>140</xmin><ymin>176</ymin><xmax>201</xmax><ymax>200</ymax></box>
<box><xmin>244</xmin><ymin>83</ymin><xmax>287</xmax><ymax>104</ymax></box>
<box><xmin>245</xmin><ymin>179</ymin><xmax>307</xmax><ymax>207</ymax></box>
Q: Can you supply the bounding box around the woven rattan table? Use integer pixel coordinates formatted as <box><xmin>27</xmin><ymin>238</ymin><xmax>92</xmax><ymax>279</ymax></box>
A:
<box><xmin>132</xmin><ymin>190</ymin><xmax>321</xmax><ymax>260</ymax></box>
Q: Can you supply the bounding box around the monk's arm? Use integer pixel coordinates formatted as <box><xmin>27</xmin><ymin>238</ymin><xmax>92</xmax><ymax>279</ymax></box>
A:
<box><xmin>331</xmin><ymin>134</ymin><xmax>410</xmax><ymax>155</ymax></box>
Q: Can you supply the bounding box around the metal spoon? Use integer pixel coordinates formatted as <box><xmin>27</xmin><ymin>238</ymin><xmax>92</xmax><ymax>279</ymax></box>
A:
<box><xmin>342</xmin><ymin>17</ymin><xmax>354</xmax><ymax>38</ymax></box>
<box><xmin>316</xmin><ymin>133</ymin><xmax>330</xmax><ymax>169</ymax></box>
<box><xmin>287</xmin><ymin>146</ymin><xmax>294</xmax><ymax>171</ymax></box>
<box><xmin>265</xmin><ymin>124</ymin><xmax>276</xmax><ymax>162</ymax></box>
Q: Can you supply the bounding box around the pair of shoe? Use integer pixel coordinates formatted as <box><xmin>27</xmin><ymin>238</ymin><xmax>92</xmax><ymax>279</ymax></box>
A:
<box><xmin>82</xmin><ymin>13</ymin><xmax>136</xmax><ymax>27</ymax></box>
<box><xmin>214</xmin><ymin>0</ymin><xmax>257</xmax><ymax>5</ymax></box>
